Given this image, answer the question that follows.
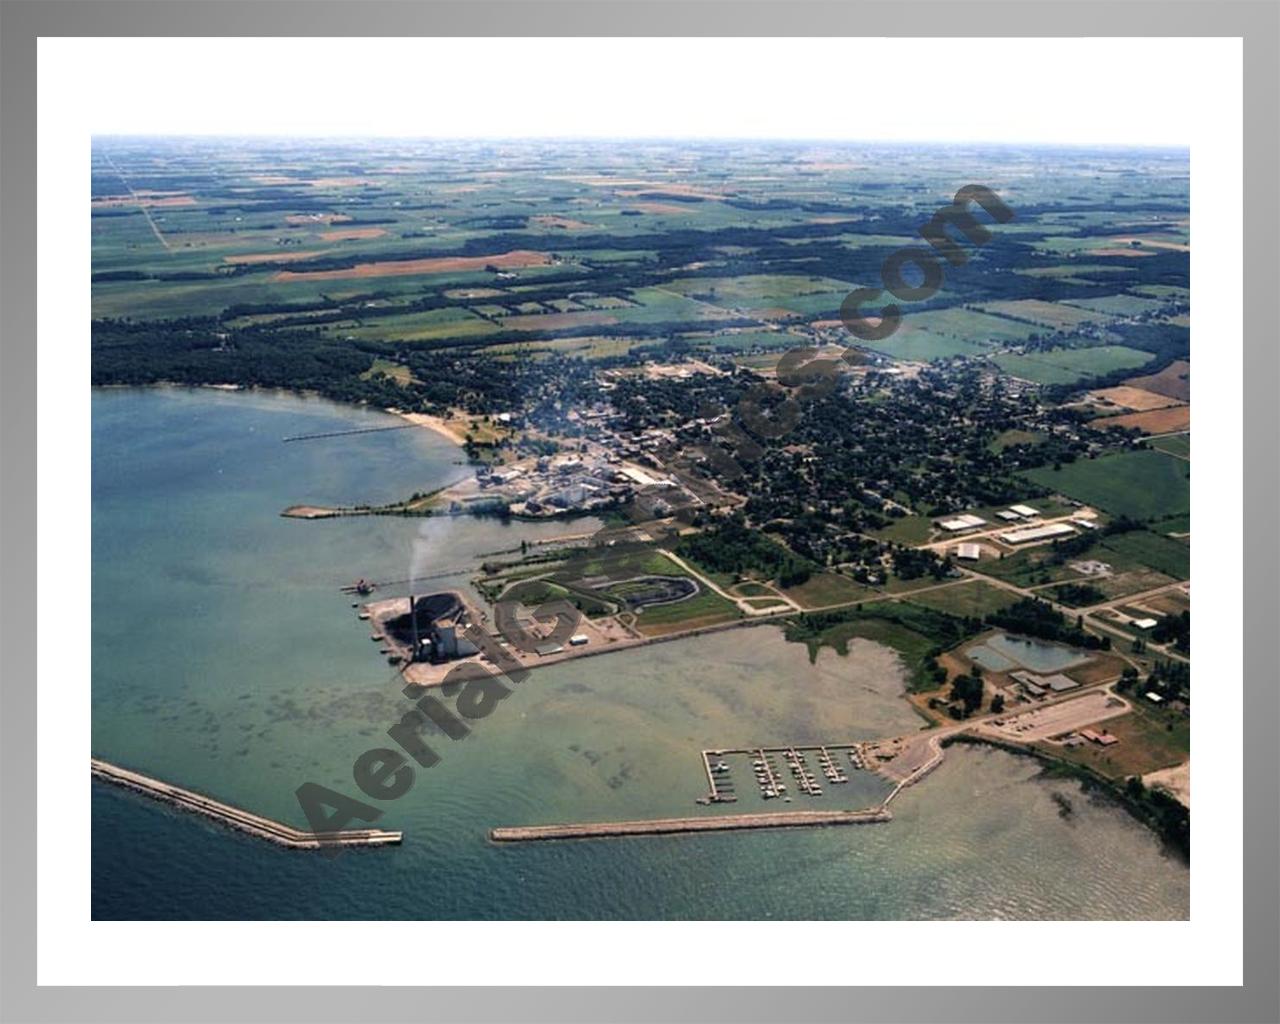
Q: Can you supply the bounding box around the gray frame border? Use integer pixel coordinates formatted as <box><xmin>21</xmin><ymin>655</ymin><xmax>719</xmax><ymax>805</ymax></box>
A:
<box><xmin>1</xmin><ymin>1</ymin><xmax>1276</xmax><ymax>1022</ymax></box>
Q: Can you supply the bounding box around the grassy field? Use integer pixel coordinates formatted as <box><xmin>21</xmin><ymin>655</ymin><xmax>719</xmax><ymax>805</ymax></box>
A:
<box><xmin>1151</xmin><ymin>513</ymin><xmax>1191</xmax><ymax>535</ymax></box>
<box><xmin>970</xmin><ymin>547</ymin><xmax>1084</xmax><ymax>588</ymax></box>
<box><xmin>989</xmin><ymin>428</ymin><xmax>1046</xmax><ymax>452</ymax></box>
<box><xmin>991</xmin><ymin>345</ymin><xmax>1154</xmax><ymax>386</ymax></box>
<box><xmin>780</xmin><ymin>572</ymin><xmax>876</xmax><ymax>608</ymax></box>
<box><xmin>978</xmin><ymin>299</ymin><xmax>1112</xmax><ymax>329</ymax></box>
<box><xmin>1150</xmin><ymin>433</ymin><xmax>1190</xmax><ymax>458</ymax></box>
<box><xmin>630</xmin><ymin>586</ymin><xmax>741</xmax><ymax>636</ymax></box>
<box><xmin>1061</xmin><ymin>294</ymin><xmax>1170</xmax><ymax>318</ymax></box>
<box><xmin>359</xmin><ymin>358</ymin><xmax>415</xmax><ymax>385</ymax></box>
<box><xmin>871</xmin><ymin>515</ymin><xmax>936</xmax><ymax>544</ymax></box>
<box><xmin>855</xmin><ymin>330</ymin><xmax>987</xmax><ymax>363</ymax></box>
<box><xmin>903</xmin><ymin>580</ymin><xmax>1020</xmax><ymax>618</ymax></box>
<box><xmin>1098</xmin><ymin>530</ymin><xmax>1191</xmax><ymax>579</ymax></box>
<box><xmin>1034</xmin><ymin>700</ymin><xmax>1188</xmax><ymax>779</ymax></box>
<box><xmin>1020</xmin><ymin>450</ymin><xmax>1190</xmax><ymax>522</ymax></box>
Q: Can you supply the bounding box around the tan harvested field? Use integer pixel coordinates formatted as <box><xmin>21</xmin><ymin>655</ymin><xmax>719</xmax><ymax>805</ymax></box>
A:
<box><xmin>499</xmin><ymin>311</ymin><xmax>619</xmax><ymax>331</ymax></box>
<box><xmin>224</xmin><ymin>248</ymin><xmax>333</xmax><ymax>265</ymax></box>
<box><xmin>319</xmin><ymin>227</ymin><xmax>388</xmax><ymax>241</ymax></box>
<box><xmin>1125</xmin><ymin>360</ymin><xmax>1191</xmax><ymax>402</ymax></box>
<box><xmin>1091</xmin><ymin>405</ymin><xmax>1191</xmax><ymax>435</ymax></box>
<box><xmin>273</xmin><ymin>249</ymin><xmax>552</xmax><ymax>282</ymax></box>
<box><xmin>1088</xmin><ymin>385</ymin><xmax>1182</xmax><ymax>411</ymax></box>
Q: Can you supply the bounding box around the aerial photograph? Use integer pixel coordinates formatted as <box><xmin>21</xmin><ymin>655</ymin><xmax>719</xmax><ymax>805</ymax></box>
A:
<box><xmin>90</xmin><ymin>134</ymin><xmax>1191</xmax><ymax>921</ymax></box>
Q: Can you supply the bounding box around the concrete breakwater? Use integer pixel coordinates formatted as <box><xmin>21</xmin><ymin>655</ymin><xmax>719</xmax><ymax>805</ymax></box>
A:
<box><xmin>90</xmin><ymin>759</ymin><xmax>402</xmax><ymax>849</ymax></box>
<box><xmin>491</xmin><ymin>807</ymin><xmax>891</xmax><ymax>843</ymax></box>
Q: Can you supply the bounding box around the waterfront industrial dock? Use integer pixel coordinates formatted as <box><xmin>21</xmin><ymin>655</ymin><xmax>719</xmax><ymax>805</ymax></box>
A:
<box><xmin>90</xmin><ymin>758</ymin><xmax>402</xmax><ymax>849</ymax></box>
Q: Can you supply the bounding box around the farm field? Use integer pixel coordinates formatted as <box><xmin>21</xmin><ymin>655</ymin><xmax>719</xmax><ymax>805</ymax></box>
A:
<box><xmin>1061</xmin><ymin>293</ymin><xmax>1170</xmax><ymax>317</ymax></box>
<box><xmin>1125</xmin><ymin>360</ymin><xmax>1191</xmax><ymax>402</ymax></box>
<box><xmin>1097</xmin><ymin>530</ymin><xmax>1191</xmax><ymax>580</ymax></box>
<box><xmin>977</xmin><ymin>298</ymin><xmax>1112</xmax><ymax>329</ymax></box>
<box><xmin>1150</xmin><ymin>433</ymin><xmax>1191</xmax><ymax>459</ymax></box>
<box><xmin>1021</xmin><ymin>450</ymin><xmax>1191</xmax><ymax>522</ymax></box>
<box><xmin>1088</xmin><ymin>385</ymin><xmax>1182</xmax><ymax>412</ymax></box>
<box><xmin>1090</xmin><ymin>405</ymin><xmax>1191</xmax><ymax>435</ymax></box>
<box><xmin>991</xmin><ymin>345</ymin><xmax>1154</xmax><ymax>385</ymax></box>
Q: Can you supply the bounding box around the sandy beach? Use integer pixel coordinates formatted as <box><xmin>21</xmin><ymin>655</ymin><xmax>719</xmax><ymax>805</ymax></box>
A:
<box><xmin>391</xmin><ymin>410</ymin><xmax>471</xmax><ymax>447</ymax></box>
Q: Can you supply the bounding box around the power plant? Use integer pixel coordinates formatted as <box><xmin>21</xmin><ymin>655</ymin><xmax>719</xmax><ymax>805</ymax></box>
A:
<box><xmin>395</xmin><ymin>592</ymin><xmax>481</xmax><ymax>665</ymax></box>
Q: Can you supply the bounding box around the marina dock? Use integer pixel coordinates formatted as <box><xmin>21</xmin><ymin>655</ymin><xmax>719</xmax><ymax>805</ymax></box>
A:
<box><xmin>491</xmin><ymin>807</ymin><xmax>891</xmax><ymax>843</ymax></box>
<box><xmin>90</xmin><ymin>758</ymin><xmax>402</xmax><ymax>849</ymax></box>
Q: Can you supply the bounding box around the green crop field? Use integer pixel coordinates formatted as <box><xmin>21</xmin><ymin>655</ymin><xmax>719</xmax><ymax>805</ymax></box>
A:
<box><xmin>1097</xmin><ymin>530</ymin><xmax>1191</xmax><ymax>580</ymax></box>
<box><xmin>1020</xmin><ymin>450</ymin><xmax>1190</xmax><ymax>522</ymax></box>
<box><xmin>1150</xmin><ymin>433</ymin><xmax>1190</xmax><ymax>459</ymax></box>
<box><xmin>856</xmin><ymin>330</ymin><xmax>988</xmax><ymax>363</ymax></box>
<box><xmin>992</xmin><ymin>345</ymin><xmax>1154</xmax><ymax>385</ymax></box>
<box><xmin>977</xmin><ymin>299</ymin><xmax>1111</xmax><ymax>329</ymax></box>
<box><xmin>1061</xmin><ymin>294</ymin><xmax>1169</xmax><ymax>317</ymax></box>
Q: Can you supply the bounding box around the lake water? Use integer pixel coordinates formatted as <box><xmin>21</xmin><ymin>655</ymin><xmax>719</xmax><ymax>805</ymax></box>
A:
<box><xmin>91</xmin><ymin>388</ymin><xmax>1189</xmax><ymax>920</ymax></box>
<box><xmin>967</xmin><ymin>633</ymin><xmax>1093</xmax><ymax>674</ymax></box>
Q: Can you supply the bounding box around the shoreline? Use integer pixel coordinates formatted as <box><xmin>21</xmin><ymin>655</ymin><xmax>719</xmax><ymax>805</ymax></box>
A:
<box><xmin>942</xmin><ymin>733</ymin><xmax>1190</xmax><ymax>861</ymax></box>
<box><xmin>93</xmin><ymin>383</ymin><xmax>471</xmax><ymax>452</ymax></box>
<box><xmin>390</xmin><ymin>409</ymin><xmax>470</xmax><ymax>448</ymax></box>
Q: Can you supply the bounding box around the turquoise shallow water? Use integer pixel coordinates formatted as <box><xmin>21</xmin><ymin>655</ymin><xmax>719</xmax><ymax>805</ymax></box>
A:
<box><xmin>91</xmin><ymin>388</ymin><xmax>1189</xmax><ymax>920</ymax></box>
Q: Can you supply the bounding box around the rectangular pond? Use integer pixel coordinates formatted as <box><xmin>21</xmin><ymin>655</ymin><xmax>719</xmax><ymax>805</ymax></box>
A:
<box><xmin>966</xmin><ymin>633</ymin><xmax>1092</xmax><ymax>674</ymax></box>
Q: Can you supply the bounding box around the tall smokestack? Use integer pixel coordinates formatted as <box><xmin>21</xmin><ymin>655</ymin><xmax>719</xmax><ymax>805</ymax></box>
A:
<box><xmin>409</xmin><ymin>594</ymin><xmax>419</xmax><ymax>661</ymax></box>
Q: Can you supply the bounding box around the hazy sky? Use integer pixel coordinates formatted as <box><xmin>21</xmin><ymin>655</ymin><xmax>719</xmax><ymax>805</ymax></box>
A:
<box><xmin>63</xmin><ymin>37</ymin><xmax>1221</xmax><ymax>146</ymax></box>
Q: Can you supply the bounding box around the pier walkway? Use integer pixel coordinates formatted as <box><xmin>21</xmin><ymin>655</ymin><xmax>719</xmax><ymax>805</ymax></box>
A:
<box><xmin>491</xmin><ymin>807</ymin><xmax>890</xmax><ymax>843</ymax></box>
<box><xmin>91</xmin><ymin>758</ymin><xmax>402</xmax><ymax>849</ymax></box>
